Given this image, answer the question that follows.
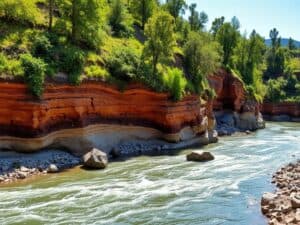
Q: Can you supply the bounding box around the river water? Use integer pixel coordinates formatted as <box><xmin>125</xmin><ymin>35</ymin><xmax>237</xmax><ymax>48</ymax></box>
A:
<box><xmin>0</xmin><ymin>122</ymin><xmax>299</xmax><ymax>225</ymax></box>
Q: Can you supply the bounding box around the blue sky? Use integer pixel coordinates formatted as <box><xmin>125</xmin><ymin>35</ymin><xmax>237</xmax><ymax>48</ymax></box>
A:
<box><xmin>185</xmin><ymin>0</ymin><xmax>300</xmax><ymax>40</ymax></box>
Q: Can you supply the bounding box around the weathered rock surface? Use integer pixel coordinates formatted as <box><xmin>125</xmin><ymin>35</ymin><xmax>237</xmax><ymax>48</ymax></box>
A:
<box><xmin>262</xmin><ymin>102</ymin><xmax>300</xmax><ymax>121</ymax></box>
<box><xmin>208</xmin><ymin>70</ymin><xmax>265</xmax><ymax>134</ymax></box>
<box><xmin>83</xmin><ymin>148</ymin><xmax>108</xmax><ymax>169</ymax></box>
<box><xmin>186</xmin><ymin>151</ymin><xmax>215</xmax><ymax>162</ymax></box>
<box><xmin>0</xmin><ymin>81</ymin><xmax>215</xmax><ymax>154</ymax></box>
<box><xmin>261</xmin><ymin>161</ymin><xmax>300</xmax><ymax>225</ymax></box>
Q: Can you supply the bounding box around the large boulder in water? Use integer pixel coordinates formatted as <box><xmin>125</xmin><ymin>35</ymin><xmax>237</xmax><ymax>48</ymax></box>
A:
<box><xmin>186</xmin><ymin>151</ymin><xmax>215</xmax><ymax>162</ymax></box>
<box><xmin>83</xmin><ymin>148</ymin><xmax>108</xmax><ymax>169</ymax></box>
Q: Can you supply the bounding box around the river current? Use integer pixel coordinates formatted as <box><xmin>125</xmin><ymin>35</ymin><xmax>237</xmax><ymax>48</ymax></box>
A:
<box><xmin>0</xmin><ymin>122</ymin><xmax>299</xmax><ymax>225</ymax></box>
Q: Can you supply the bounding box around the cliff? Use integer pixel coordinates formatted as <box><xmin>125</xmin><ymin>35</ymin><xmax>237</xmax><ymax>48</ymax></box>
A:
<box><xmin>0</xmin><ymin>81</ymin><xmax>216</xmax><ymax>155</ymax></box>
<box><xmin>208</xmin><ymin>69</ymin><xmax>265</xmax><ymax>135</ymax></box>
<box><xmin>262</xmin><ymin>102</ymin><xmax>300</xmax><ymax>122</ymax></box>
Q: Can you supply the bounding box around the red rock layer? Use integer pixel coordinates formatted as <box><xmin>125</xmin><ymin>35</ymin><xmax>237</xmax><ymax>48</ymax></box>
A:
<box><xmin>208</xmin><ymin>69</ymin><xmax>245</xmax><ymax>112</ymax></box>
<box><xmin>262</xmin><ymin>102</ymin><xmax>300</xmax><ymax>117</ymax></box>
<box><xmin>0</xmin><ymin>81</ymin><xmax>207</xmax><ymax>138</ymax></box>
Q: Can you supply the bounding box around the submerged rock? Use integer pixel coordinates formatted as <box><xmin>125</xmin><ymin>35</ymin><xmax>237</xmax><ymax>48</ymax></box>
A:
<box><xmin>83</xmin><ymin>148</ymin><xmax>108</xmax><ymax>169</ymax></box>
<box><xmin>186</xmin><ymin>151</ymin><xmax>214</xmax><ymax>162</ymax></box>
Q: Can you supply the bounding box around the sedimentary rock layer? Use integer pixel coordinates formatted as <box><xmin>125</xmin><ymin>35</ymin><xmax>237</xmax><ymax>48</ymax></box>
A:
<box><xmin>0</xmin><ymin>81</ymin><xmax>207</xmax><ymax>138</ymax></box>
<box><xmin>262</xmin><ymin>102</ymin><xmax>300</xmax><ymax>121</ymax></box>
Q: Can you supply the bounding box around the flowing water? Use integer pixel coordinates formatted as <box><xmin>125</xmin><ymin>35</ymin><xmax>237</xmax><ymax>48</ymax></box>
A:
<box><xmin>0</xmin><ymin>122</ymin><xmax>299</xmax><ymax>225</ymax></box>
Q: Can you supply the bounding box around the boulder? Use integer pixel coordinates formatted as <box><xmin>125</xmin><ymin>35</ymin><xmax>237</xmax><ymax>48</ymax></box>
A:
<box><xmin>16</xmin><ymin>171</ymin><xmax>27</xmax><ymax>179</ymax></box>
<box><xmin>186</xmin><ymin>151</ymin><xmax>214</xmax><ymax>162</ymax></box>
<box><xmin>290</xmin><ymin>193</ymin><xmax>300</xmax><ymax>209</ymax></box>
<box><xmin>47</xmin><ymin>164</ymin><xmax>59</xmax><ymax>173</ymax></box>
<box><xmin>83</xmin><ymin>148</ymin><xmax>108</xmax><ymax>169</ymax></box>
<box><xmin>261</xmin><ymin>192</ymin><xmax>277</xmax><ymax>206</ymax></box>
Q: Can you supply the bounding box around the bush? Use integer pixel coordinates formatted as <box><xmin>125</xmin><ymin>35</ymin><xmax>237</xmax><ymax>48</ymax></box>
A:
<box><xmin>20</xmin><ymin>54</ymin><xmax>46</xmax><ymax>97</ymax></box>
<box><xmin>84</xmin><ymin>65</ymin><xmax>109</xmax><ymax>80</ymax></box>
<box><xmin>0</xmin><ymin>53</ymin><xmax>24</xmax><ymax>77</ymax></box>
<box><xmin>163</xmin><ymin>67</ymin><xmax>187</xmax><ymax>101</ymax></box>
<box><xmin>31</xmin><ymin>35</ymin><xmax>53</xmax><ymax>59</ymax></box>
<box><xmin>266</xmin><ymin>77</ymin><xmax>287</xmax><ymax>103</ymax></box>
<box><xmin>59</xmin><ymin>47</ymin><xmax>85</xmax><ymax>85</ymax></box>
<box><xmin>106</xmin><ymin>46</ymin><xmax>140</xmax><ymax>81</ymax></box>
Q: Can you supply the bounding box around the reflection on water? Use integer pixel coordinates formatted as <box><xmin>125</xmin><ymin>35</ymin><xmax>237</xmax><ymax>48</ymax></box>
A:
<box><xmin>0</xmin><ymin>122</ymin><xmax>299</xmax><ymax>225</ymax></box>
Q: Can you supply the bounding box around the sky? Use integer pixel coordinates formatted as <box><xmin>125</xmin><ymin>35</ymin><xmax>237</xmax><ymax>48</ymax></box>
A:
<box><xmin>186</xmin><ymin>0</ymin><xmax>300</xmax><ymax>40</ymax></box>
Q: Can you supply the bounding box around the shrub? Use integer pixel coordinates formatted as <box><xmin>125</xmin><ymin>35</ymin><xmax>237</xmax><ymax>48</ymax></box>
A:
<box><xmin>31</xmin><ymin>35</ymin><xmax>53</xmax><ymax>59</ymax></box>
<box><xmin>163</xmin><ymin>67</ymin><xmax>187</xmax><ymax>101</ymax></box>
<box><xmin>20</xmin><ymin>54</ymin><xmax>46</xmax><ymax>97</ymax></box>
<box><xmin>106</xmin><ymin>46</ymin><xmax>140</xmax><ymax>81</ymax></box>
<box><xmin>59</xmin><ymin>47</ymin><xmax>85</xmax><ymax>85</ymax></box>
<box><xmin>266</xmin><ymin>77</ymin><xmax>287</xmax><ymax>103</ymax></box>
<box><xmin>84</xmin><ymin>65</ymin><xmax>109</xmax><ymax>80</ymax></box>
<box><xmin>0</xmin><ymin>53</ymin><xmax>24</xmax><ymax>77</ymax></box>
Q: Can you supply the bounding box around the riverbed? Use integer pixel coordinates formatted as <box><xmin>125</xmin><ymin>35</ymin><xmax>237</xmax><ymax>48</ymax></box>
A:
<box><xmin>0</xmin><ymin>122</ymin><xmax>299</xmax><ymax>225</ymax></box>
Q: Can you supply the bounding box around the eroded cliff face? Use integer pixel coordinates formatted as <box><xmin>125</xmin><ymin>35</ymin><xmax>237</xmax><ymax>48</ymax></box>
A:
<box><xmin>208</xmin><ymin>69</ymin><xmax>265</xmax><ymax>135</ymax></box>
<box><xmin>0</xmin><ymin>81</ymin><xmax>216</xmax><ymax>155</ymax></box>
<box><xmin>262</xmin><ymin>102</ymin><xmax>300</xmax><ymax>122</ymax></box>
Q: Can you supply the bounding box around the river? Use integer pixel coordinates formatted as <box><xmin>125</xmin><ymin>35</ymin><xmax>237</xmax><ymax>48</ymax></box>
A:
<box><xmin>0</xmin><ymin>122</ymin><xmax>299</xmax><ymax>225</ymax></box>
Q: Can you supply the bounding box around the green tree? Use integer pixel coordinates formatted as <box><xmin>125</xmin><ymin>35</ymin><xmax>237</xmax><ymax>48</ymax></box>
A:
<box><xmin>233</xmin><ymin>30</ymin><xmax>265</xmax><ymax>85</ymax></box>
<box><xmin>68</xmin><ymin>0</ymin><xmax>104</xmax><ymax>49</ymax></box>
<box><xmin>165</xmin><ymin>0</ymin><xmax>187</xmax><ymax>19</ymax></box>
<box><xmin>231</xmin><ymin>16</ymin><xmax>240</xmax><ymax>30</ymax></box>
<box><xmin>48</xmin><ymin>0</ymin><xmax>54</xmax><ymax>31</ymax></box>
<box><xmin>130</xmin><ymin>0</ymin><xmax>157</xmax><ymax>29</ymax></box>
<box><xmin>184</xmin><ymin>32</ymin><xmax>222</xmax><ymax>93</ymax></box>
<box><xmin>143</xmin><ymin>11</ymin><xmax>176</xmax><ymax>75</ymax></box>
<box><xmin>288</xmin><ymin>37</ymin><xmax>296</xmax><ymax>50</ymax></box>
<box><xmin>266</xmin><ymin>28</ymin><xmax>286</xmax><ymax>76</ymax></box>
<box><xmin>188</xmin><ymin>3</ymin><xmax>208</xmax><ymax>31</ymax></box>
<box><xmin>210</xmin><ymin>16</ymin><xmax>225</xmax><ymax>37</ymax></box>
<box><xmin>216</xmin><ymin>22</ymin><xmax>239</xmax><ymax>65</ymax></box>
<box><xmin>266</xmin><ymin>77</ymin><xmax>287</xmax><ymax>102</ymax></box>
<box><xmin>109</xmin><ymin>0</ymin><xmax>133</xmax><ymax>37</ymax></box>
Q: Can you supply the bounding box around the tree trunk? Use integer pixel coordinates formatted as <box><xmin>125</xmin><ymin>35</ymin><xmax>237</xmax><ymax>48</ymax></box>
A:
<box><xmin>48</xmin><ymin>0</ymin><xmax>53</xmax><ymax>31</ymax></box>
<box><xmin>71</xmin><ymin>0</ymin><xmax>78</xmax><ymax>44</ymax></box>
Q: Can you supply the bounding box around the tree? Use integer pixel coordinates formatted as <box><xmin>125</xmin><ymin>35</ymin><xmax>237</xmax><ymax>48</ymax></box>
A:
<box><xmin>166</xmin><ymin>0</ymin><xmax>187</xmax><ymax>19</ymax></box>
<box><xmin>184</xmin><ymin>31</ymin><xmax>222</xmax><ymax>93</ymax></box>
<box><xmin>233</xmin><ymin>30</ymin><xmax>265</xmax><ymax>85</ymax></box>
<box><xmin>68</xmin><ymin>0</ymin><xmax>104</xmax><ymax>49</ymax></box>
<box><xmin>216</xmin><ymin>23</ymin><xmax>239</xmax><ymax>65</ymax></box>
<box><xmin>288</xmin><ymin>37</ymin><xmax>296</xmax><ymax>50</ymax></box>
<box><xmin>109</xmin><ymin>0</ymin><xmax>133</xmax><ymax>37</ymax></box>
<box><xmin>188</xmin><ymin>3</ymin><xmax>208</xmax><ymax>31</ymax></box>
<box><xmin>130</xmin><ymin>0</ymin><xmax>157</xmax><ymax>29</ymax></box>
<box><xmin>143</xmin><ymin>11</ymin><xmax>176</xmax><ymax>75</ymax></box>
<box><xmin>48</xmin><ymin>0</ymin><xmax>54</xmax><ymax>31</ymax></box>
<box><xmin>231</xmin><ymin>16</ymin><xmax>240</xmax><ymax>30</ymax></box>
<box><xmin>266</xmin><ymin>28</ymin><xmax>286</xmax><ymax>76</ymax></box>
<box><xmin>210</xmin><ymin>16</ymin><xmax>225</xmax><ymax>37</ymax></box>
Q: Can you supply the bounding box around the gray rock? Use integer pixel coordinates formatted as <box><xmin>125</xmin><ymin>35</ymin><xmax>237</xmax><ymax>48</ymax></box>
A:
<box><xmin>47</xmin><ymin>164</ymin><xmax>59</xmax><ymax>173</ymax></box>
<box><xmin>83</xmin><ymin>148</ymin><xmax>108</xmax><ymax>169</ymax></box>
<box><xmin>186</xmin><ymin>151</ymin><xmax>215</xmax><ymax>162</ymax></box>
<box><xmin>20</xmin><ymin>166</ymin><xmax>29</xmax><ymax>172</ymax></box>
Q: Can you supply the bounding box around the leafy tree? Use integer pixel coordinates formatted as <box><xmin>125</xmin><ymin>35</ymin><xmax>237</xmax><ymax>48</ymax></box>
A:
<box><xmin>266</xmin><ymin>77</ymin><xmax>287</xmax><ymax>102</ymax></box>
<box><xmin>216</xmin><ymin>22</ymin><xmax>239</xmax><ymax>65</ymax></box>
<box><xmin>231</xmin><ymin>16</ymin><xmax>240</xmax><ymax>30</ymax></box>
<box><xmin>143</xmin><ymin>11</ymin><xmax>176</xmax><ymax>75</ymax></box>
<box><xmin>109</xmin><ymin>0</ymin><xmax>133</xmax><ymax>37</ymax></box>
<box><xmin>288</xmin><ymin>37</ymin><xmax>297</xmax><ymax>50</ymax></box>
<box><xmin>233</xmin><ymin>30</ymin><xmax>265</xmax><ymax>85</ymax></box>
<box><xmin>266</xmin><ymin>28</ymin><xmax>286</xmax><ymax>76</ymax></box>
<box><xmin>210</xmin><ymin>16</ymin><xmax>225</xmax><ymax>37</ymax></box>
<box><xmin>20</xmin><ymin>54</ymin><xmax>46</xmax><ymax>97</ymax></box>
<box><xmin>48</xmin><ymin>0</ymin><xmax>55</xmax><ymax>31</ymax></box>
<box><xmin>68</xmin><ymin>0</ymin><xmax>104</xmax><ymax>49</ymax></box>
<box><xmin>165</xmin><ymin>0</ymin><xmax>187</xmax><ymax>19</ymax></box>
<box><xmin>188</xmin><ymin>3</ymin><xmax>208</xmax><ymax>31</ymax></box>
<box><xmin>184</xmin><ymin>31</ymin><xmax>222</xmax><ymax>93</ymax></box>
<box><xmin>130</xmin><ymin>0</ymin><xmax>157</xmax><ymax>29</ymax></box>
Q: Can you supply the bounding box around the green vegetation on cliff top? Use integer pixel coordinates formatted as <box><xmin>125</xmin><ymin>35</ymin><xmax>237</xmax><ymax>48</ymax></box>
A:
<box><xmin>0</xmin><ymin>0</ymin><xmax>299</xmax><ymax>102</ymax></box>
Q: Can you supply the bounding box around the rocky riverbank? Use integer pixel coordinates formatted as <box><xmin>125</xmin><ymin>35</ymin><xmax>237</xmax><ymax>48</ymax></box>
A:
<box><xmin>261</xmin><ymin>161</ymin><xmax>300</xmax><ymax>225</ymax></box>
<box><xmin>0</xmin><ymin>150</ymin><xmax>81</xmax><ymax>184</ymax></box>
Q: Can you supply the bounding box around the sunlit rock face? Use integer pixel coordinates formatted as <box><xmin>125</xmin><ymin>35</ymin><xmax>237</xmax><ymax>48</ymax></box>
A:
<box><xmin>0</xmin><ymin>81</ymin><xmax>216</xmax><ymax>154</ymax></box>
<box><xmin>262</xmin><ymin>102</ymin><xmax>300</xmax><ymax>122</ymax></box>
<box><xmin>208</xmin><ymin>69</ymin><xmax>265</xmax><ymax>135</ymax></box>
